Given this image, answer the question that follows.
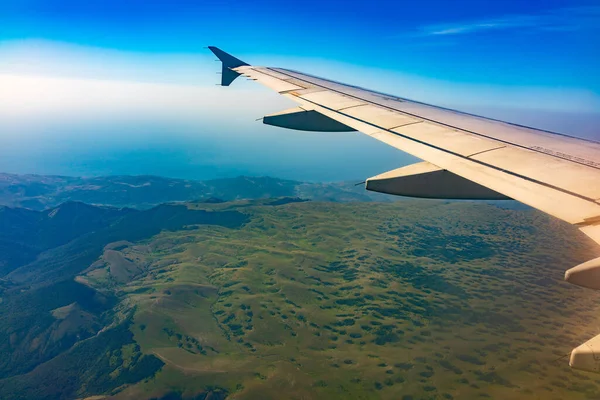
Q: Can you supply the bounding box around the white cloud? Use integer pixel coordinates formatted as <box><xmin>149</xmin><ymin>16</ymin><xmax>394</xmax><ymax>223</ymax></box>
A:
<box><xmin>415</xmin><ymin>6</ymin><xmax>600</xmax><ymax>37</ymax></box>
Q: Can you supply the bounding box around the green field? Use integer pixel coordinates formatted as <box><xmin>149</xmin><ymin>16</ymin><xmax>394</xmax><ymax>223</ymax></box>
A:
<box><xmin>63</xmin><ymin>199</ymin><xmax>600</xmax><ymax>400</ymax></box>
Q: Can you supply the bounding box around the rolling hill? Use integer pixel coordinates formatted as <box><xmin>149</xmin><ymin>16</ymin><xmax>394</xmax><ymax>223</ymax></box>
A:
<box><xmin>1</xmin><ymin>195</ymin><xmax>599</xmax><ymax>399</ymax></box>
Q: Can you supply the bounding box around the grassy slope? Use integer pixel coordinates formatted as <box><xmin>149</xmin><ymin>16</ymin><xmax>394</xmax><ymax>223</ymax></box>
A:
<box><xmin>0</xmin><ymin>203</ymin><xmax>250</xmax><ymax>394</ymax></box>
<box><xmin>74</xmin><ymin>200</ymin><xmax>600</xmax><ymax>400</ymax></box>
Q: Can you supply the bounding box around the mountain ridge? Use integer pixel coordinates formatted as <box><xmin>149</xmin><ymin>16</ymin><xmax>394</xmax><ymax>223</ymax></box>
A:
<box><xmin>0</xmin><ymin>173</ymin><xmax>392</xmax><ymax>210</ymax></box>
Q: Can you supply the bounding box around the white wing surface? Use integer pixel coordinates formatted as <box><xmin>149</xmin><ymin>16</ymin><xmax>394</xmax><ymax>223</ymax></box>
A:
<box><xmin>208</xmin><ymin>47</ymin><xmax>600</xmax><ymax>372</ymax></box>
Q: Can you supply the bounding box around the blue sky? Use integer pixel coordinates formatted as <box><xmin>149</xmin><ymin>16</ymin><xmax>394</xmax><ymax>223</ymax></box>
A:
<box><xmin>1</xmin><ymin>0</ymin><xmax>599</xmax><ymax>181</ymax></box>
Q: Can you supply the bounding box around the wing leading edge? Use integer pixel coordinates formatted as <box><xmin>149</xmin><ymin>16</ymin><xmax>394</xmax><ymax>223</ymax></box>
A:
<box><xmin>208</xmin><ymin>47</ymin><xmax>600</xmax><ymax>372</ymax></box>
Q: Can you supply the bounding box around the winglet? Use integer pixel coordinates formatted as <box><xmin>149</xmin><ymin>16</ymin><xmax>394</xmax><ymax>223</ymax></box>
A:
<box><xmin>208</xmin><ymin>47</ymin><xmax>249</xmax><ymax>69</ymax></box>
<box><xmin>208</xmin><ymin>46</ymin><xmax>249</xmax><ymax>86</ymax></box>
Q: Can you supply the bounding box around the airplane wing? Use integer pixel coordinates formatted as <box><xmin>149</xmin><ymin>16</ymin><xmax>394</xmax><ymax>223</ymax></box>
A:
<box><xmin>208</xmin><ymin>46</ymin><xmax>600</xmax><ymax>372</ymax></box>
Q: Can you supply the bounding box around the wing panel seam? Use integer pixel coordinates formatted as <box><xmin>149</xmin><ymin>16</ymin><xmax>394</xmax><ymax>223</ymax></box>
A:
<box><xmin>467</xmin><ymin>146</ymin><xmax>507</xmax><ymax>158</ymax></box>
<box><xmin>389</xmin><ymin>121</ymin><xmax>424</xmax><ymax>130</ymax></box>
<box><xmin>336</xmin><ymin>104</ymin><xmax>369</xmax><ymax>111</ymax></box>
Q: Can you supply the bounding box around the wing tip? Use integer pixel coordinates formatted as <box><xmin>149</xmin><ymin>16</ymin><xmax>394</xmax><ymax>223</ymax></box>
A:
<box><xmin>207</xmin><ymin>46</ymin><xmax>249</xmax><ymax>68</ymax></box>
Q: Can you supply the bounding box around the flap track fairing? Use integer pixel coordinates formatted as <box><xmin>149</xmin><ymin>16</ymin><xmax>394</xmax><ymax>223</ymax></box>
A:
<box><xmin>263</xmin><ymin>107</ymin><xmax>356</xmax><ymax>132</ymax></box>
<box><xmin>366</xmin><ymin>162</ymin><xmax>511</xmax><ymax>200</ymax></box>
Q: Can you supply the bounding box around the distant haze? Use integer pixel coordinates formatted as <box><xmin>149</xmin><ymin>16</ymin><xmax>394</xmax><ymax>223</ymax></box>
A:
<box><xmin>1</xmin><ymin>40</ymin><xmax>598</xmax><ymax>181</ymax></box>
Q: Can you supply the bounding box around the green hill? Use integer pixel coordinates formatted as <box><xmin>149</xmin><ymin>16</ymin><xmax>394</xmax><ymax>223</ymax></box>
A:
<box><xmin>0</xmin><ymin>201</ymin><xmax>249</xmax><ymax>389</ymax></box>
<box><xmin>1</xmin><ymin>197</ymin><xmax>599</xmax><ymax>399</ymax></box>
